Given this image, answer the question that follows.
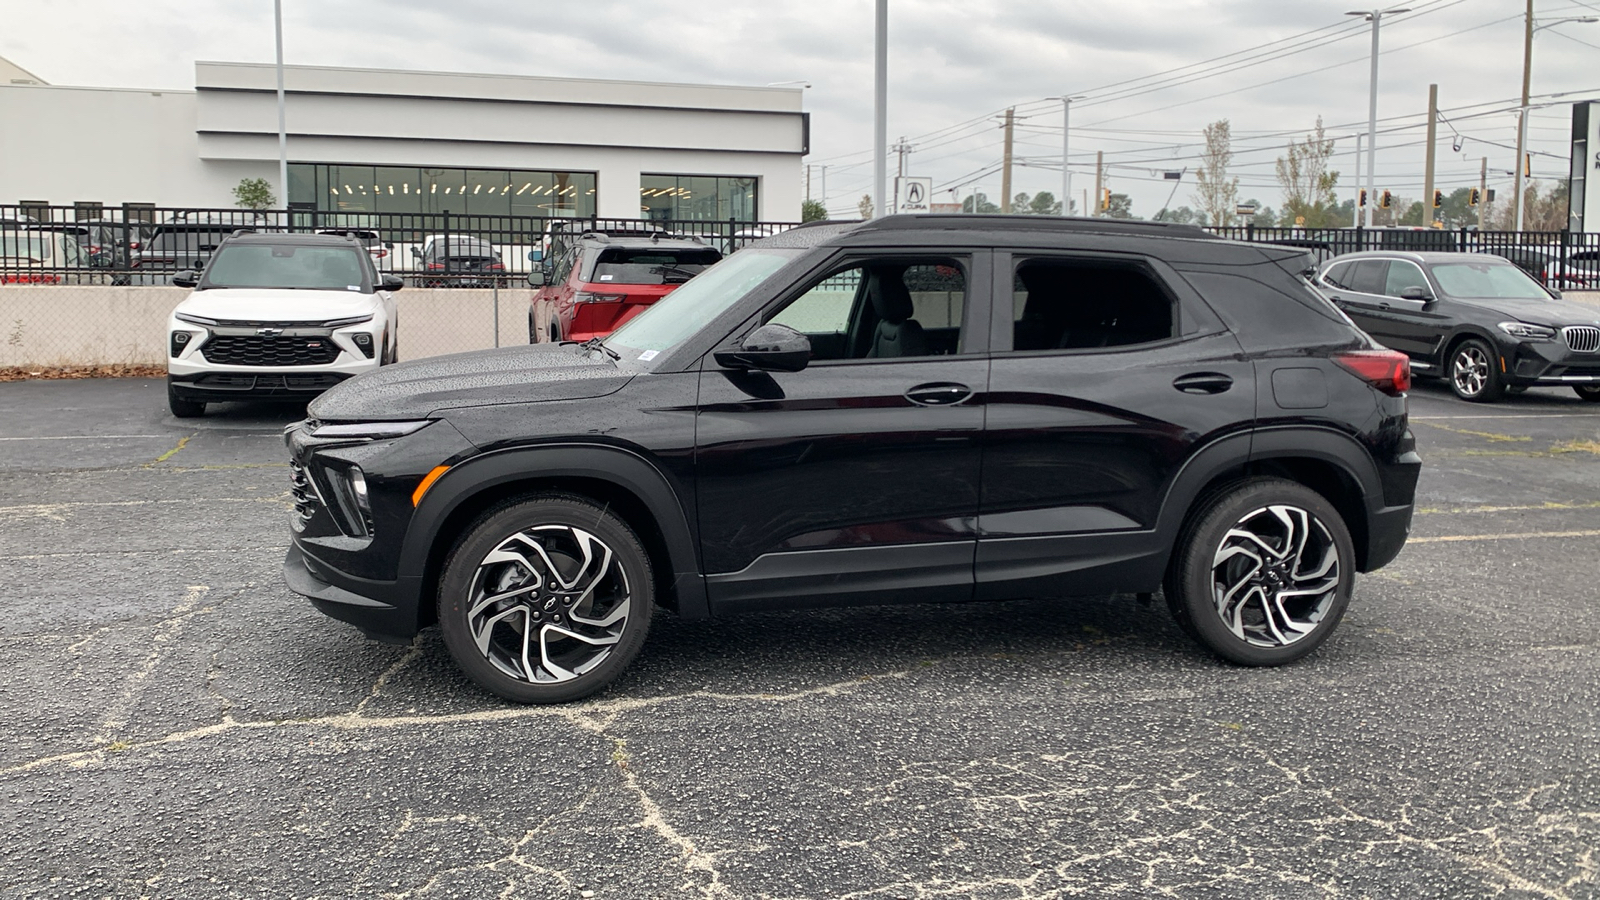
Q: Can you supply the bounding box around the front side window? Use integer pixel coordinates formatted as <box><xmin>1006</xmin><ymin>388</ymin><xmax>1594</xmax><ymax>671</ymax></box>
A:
<box><xmin>202</xmin><ymin>244</ymin><xmax>371</xmax><ymax>291</ymax></box>
<box><xmin>765</xmin><ymin>259</ymin><xmax>968</xmax><ymax>361</ymax></box>
<box><xmin>1007</xmin><ymin>258</ymin><xmax>1174</xmax><ymax>352</ymax></box>
<box><xmin>1383</xmin><ymin>260</ymin><xmax>1430</xmax><ymax>298</ymax></box>
<box><xmin>1431</xmin><ymin>262</ymin><xmax>1551</xmax><ymax>300</ymax></box>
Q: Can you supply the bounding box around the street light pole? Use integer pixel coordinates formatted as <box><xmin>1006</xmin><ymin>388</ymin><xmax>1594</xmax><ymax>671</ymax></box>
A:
<box><xmin>1348</xmin><ymin>8</ymin><xmax>1409</xmax><ymax>229</ymax></box>
<box><xmin>873</xmin><ymin>0</ymin><xmax>888</xmax><ymax>220</ymax></box>
<box><xmin>1061</xmin><ymin>95</ymin><xmax>1084</xmax><ymax>216</ymax></box>
<box><xmin>275</xmin><ymin>0</ymin><xmax>288</xmax><ymax>212</ymax></box>
<box><xmin>1514</xmin><ymin>13</ymin><xmax>1597</xmax><ymax>230</ymax></box>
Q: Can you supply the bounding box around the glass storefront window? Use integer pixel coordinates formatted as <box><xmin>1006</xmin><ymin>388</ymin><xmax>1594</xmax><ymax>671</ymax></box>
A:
<box><xmin>287</xmin><ymin>163</ymin><xmax>596</xmax><ymax>218</ymax></box>
<box><xmin>640</xmin><ymin>174</ymin><xmax>759</xmax><ymax>222</ymax></box>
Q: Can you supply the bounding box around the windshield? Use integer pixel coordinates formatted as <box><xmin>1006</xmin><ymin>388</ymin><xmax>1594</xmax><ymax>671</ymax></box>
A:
<box><xmin>148</xmin><ymin>228</ymin><xmax>233</xmax><ymax>255</ymax></box>
<box><xmin>607</xmin><ymin>249</ymin><xmax>800</xmax><ymax>356</ymax></box>
<box><xmin>1431</xmin><ymin>261</ymin><xmax>1550</xmax><ymax>300</ymax></box>
<box><xmin>0</xmin><ymin>235</ymin><xmax>50</xmax><ymax>260</ymax></box>
<box><xmin>590</xmin><ymin>247</ymin><xmax>722</xmax><ymax>285</ymax></box>
<box><xmin>202</xmin><ymin>244</ymin><xmax>371</xmax><ymax>291</ymax></box>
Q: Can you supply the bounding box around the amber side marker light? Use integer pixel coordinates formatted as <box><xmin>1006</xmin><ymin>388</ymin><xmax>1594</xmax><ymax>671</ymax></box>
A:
<box><xmin>413</xmin><ymin>465</ymin><xmax>451</xmax><ymax>507</ymax></box>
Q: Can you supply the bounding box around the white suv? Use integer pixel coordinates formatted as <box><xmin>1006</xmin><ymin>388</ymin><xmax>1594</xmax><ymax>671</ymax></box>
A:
<box><xmin>166</xmin><ymin>232</ymin><xmax>400</xmax><ymax>418</ymax></box>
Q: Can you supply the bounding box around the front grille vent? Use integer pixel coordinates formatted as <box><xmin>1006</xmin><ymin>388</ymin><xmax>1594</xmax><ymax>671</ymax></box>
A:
<box><xmin>203</xmin><ymin>335</ymin><xmax>340</xmax><ymax>367</ymax></box>
<box><xmin>289</xmin><ymin>459</ymin><xmax>320</xmax><ymax>526</ymax></box>
<box><xmin>1564</xmin><ymin>325</ymin><xmax>1600</xmax><ymax>353</ymax></box>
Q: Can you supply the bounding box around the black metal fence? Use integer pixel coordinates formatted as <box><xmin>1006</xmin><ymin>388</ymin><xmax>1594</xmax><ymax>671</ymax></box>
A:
<box><xmin>0</xmin><ymin>205</ymin><xmax>799</xmax><ymax>287</ymax></box>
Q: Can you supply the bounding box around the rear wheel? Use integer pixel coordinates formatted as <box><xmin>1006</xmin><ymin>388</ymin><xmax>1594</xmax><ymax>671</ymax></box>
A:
<box><xmin>1166</xmin><ymin>478</ymin><xmax>1354</xmax><ymax>666</ymax></box>
<box><xmin>167</xmin><ymin>382</ymin><xmax>205</xmax><ymax>418</ymax></box>
<box><xmin>1575</xmin><ymin>385</ymin><xmax>1600</xmax><ymax>403</ymax></box>
<box><xmin>1448</xmin><ymin>337</ymin><xmax>1504</xmax><ymax>402</ymax></box>
<box><xmin>437</xmin><ymin>494</ymin><xmax>653</xmax><ymax>703</ymax></box>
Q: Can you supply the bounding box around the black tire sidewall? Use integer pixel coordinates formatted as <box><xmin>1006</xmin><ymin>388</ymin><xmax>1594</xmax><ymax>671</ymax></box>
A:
<box><xmin>437</xmin><ymin>494</ymin><xmax>654</xmax><ymax>704</ymax></box>
<box><xmin>167</xmin><ymin>382</ymin><xmax>204</xmax><ymax>418</ymax></box>
<box><xmin>1450</xmin><ymin>337</ymin><xmax>1504</xmax><ymax>402</ymax></box>
<box><xmin>1172</xmin><ymin>478</ymin><xmax>1355</xmax><ymax>666</ymax></box>
<box><xmin>1575</xmin><ymin>386</ymin><xmax>1600</xmax><ymax>403</ymax></box>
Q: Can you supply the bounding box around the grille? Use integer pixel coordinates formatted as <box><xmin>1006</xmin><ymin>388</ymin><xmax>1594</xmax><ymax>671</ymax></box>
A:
<box><xmin>202</xmin><ymin>335</ymin><xmax>340</xmax><ymax>367</ymax></box>
<box><xmin>1564</xmin><ymin>326</ymin><xmax>1600</xmax><ymax>353</ymax></box>
<box><xmin>289</xmin><ymin>459</ymin><xmax>320</xmax><ymax>526</ymax></box>
<box><xmin>196</xmin><ymin>373</ymin><xmax>345</xmax><ymax>390</ymax></box>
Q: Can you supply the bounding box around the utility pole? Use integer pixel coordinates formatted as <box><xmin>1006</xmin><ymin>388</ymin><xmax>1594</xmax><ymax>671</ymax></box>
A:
<box><xmin>1424</xmin><ymin>83</ymin><xmax>1438</xmax><ymax>227</ymax></box>
<box><xmin>806</xmin><ymin>165</ymin><xmax>811</xmax><ymax>203</ymax></box>
<box><xmin>1000</xmin><ymin>109</ymin><xmax>1015</xmax><ymax>214</ymax></box>
<box><xmin>274</xmin><ymin>0</ymin><xmax>288</xmax><ymax>210</ymax></box>
<box><xmin>891</xmin><ymin>135</ymin><xmax>915</xmax><ymax>213</ymax></box>
<box><xmin>872</xmin><ymin>0</ymin><xmax>887</xmax><ymax>220</ymax></box>
<box><xmin>819</xmin><ymin>165</ymin><xmax>828</xmax><ymax>215</ymax></box>
<box><xmin>1094</xmin><ymin>151</ymin><xmax>1104</xmax><ymax>218</ymax></box>
<box><xmin>1515</xmin><ymin>0</ymin><xmax>1532</xmax><ymax>232</ymax></box>
<box><xmin>1348</xmin><ymin>7</ymin><xmax>1410</xmax><ymax>228</ymax></box>
<box><xmin>1478</xmin><ymin>156</ymin><xmax>1488</xmax><ymax>231</ymax></box>
<box><xmin>1353</xmin><ymin>132</ymin><xmax>1363</xmax><ymax>227</ymax></box>
<box><xmin>1061</xmin><ymin>96</ymin><xmax>1076</xmax><ymax>216</ymax></box>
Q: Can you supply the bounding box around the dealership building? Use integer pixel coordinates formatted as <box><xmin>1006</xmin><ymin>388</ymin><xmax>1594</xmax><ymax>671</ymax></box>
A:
<box><xmin>0</xmin><ymin>57</ymin><xmax>809</xmax><ymax>222</ymax></box>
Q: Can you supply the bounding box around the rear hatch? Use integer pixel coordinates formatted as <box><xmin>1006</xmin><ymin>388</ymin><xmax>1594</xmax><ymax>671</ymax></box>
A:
<box><xmin>574</xmin><ymin>244</ymin><xmax>722</xmax><ymax>335</ymax></box>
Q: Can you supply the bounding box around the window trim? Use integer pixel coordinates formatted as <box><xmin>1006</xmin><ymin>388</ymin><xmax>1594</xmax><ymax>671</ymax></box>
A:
<box><xmin>989</xmin><ymin>250</ymin><xmax>1188</xmax><ymax>356</ymax></box>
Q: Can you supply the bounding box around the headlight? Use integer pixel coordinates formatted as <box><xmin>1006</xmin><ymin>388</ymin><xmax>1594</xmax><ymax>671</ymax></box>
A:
<box><xmin>310</xmin><ymin>420</ymin><xmax>432</xmax><ymax>440</ymax></box>
<box><xmin>323</xmin><ymin>314</ymin><xmax>376</xmax><ymax>328</ymax></box>
<box><xmin>1498</xmin><ymin>321</ymin><xmax>1556</xmax><ymax>340</ymax></box>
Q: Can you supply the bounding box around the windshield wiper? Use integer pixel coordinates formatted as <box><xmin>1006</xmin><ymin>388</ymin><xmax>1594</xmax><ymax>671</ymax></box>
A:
<box><xmin>579</xmin><ymin>336</ymin><xmax>620</xmax><ymax>361</ymax></box>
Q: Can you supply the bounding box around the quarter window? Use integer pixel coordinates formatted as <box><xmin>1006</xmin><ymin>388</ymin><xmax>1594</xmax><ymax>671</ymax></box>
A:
<box><xmin>1007</xmin><ymin>258</ymin><xmax>1175</xmax><ymax>352</ymax></box>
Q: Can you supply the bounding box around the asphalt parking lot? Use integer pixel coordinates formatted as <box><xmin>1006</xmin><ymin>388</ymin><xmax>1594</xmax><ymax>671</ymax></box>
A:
<box><xmin>0</xmin><ymin>377</ymin><xmax>1596</xmax><ymax>899</ymax></box>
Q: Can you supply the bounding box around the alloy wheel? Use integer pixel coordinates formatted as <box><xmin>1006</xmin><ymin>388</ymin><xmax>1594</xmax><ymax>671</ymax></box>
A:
<box><xmin>1210</xmin><ymin>505</ymin><xmax>1341</xmax><ymax>648</ymax></box>
<box><xmin>1451</xmin><ymin>344</ymin><xmax>1491</xmax><ymax>398</ymax></box>
<box><xmin>465</xmin><ymin>525</ymin><xmax>631</xmax><ymax>683</ymax></box>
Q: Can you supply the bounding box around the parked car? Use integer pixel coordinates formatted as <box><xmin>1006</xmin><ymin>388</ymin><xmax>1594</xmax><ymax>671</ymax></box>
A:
<box><xmin>1479</xmin><ymin>246</ymin><xmax>1591</xmax><ymax>291</ymax></box>
<box><xmin>166</xmin><ymin>232</ymin><xmax>402</xmax><ymax>417</ymax></box>
<box><xmin>283</xmin><ymin>215</ymin><xmax>1421</xmax><ymax>703</ymax></box>
<box><xmin>528</xmin><ymin>232</ymin><xmax>721</xmax><ymax>342</ymax></box>
<box><xmin>1317</xmin><ymin>250</ymin><xmax>1600</xmax><ymax>402</ymax></box>
<box><xmin>0</xmin><ymin>229</ymin><xmax>102</xmax><ymax>284</ymax></box>
<box><xmin>317</xmin><ymin>228</ymin><xmax>393</xmax><ymax>267</ymax></box>
<box><xmin>140</xmin><ymin>221</ymin><xmax>242</xmax><ymax>273</ymax></box>
<box><xmin>411</xmin><ymin>235</ymin><xmax>505</xmax><ymax>287</ymax></box>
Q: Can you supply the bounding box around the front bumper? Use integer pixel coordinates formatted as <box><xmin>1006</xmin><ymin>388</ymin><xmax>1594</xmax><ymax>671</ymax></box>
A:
<box><xmin>169</xmin><ymin>371</ymin><xmax>352</xmax><ymax>400</ymax></box>
<box><xmin>285</xmin><ymin>543</ymin><xmax>423</xmax><ymax>643</ymax></box>
<box><xmin>1500</xmin><ymin>338</ymin><xmax>1600</xmax><ymax>385</ymax></box>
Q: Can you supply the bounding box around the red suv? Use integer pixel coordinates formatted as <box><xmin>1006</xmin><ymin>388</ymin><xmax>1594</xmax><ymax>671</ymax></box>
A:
<box><xmin>528</xmin><ymin>233</ymin><xmax>721</xmax><ymax>343</ymax></box>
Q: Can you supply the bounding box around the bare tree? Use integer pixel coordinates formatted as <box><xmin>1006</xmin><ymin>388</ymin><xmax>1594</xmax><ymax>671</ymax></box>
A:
<box><xmin>1276</xmin><ymin>118</ymin><xmax>1341</xmax><ymax>228</ymax></box>
<box><xmin>858</xmin><ymin>194</ymin><xmax>874</xmax><ymax>219</ymax></box>
<box><xmin>1193</xmin><ymin>120</ymin><xmax>1239</xmax><ymax>227</ymax></box>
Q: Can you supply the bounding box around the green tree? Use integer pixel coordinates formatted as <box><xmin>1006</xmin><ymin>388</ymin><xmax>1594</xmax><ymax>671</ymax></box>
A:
<box><xmin>1194</xmin><ymin>119</ymin><xmax>1240</xmax><ymax>226</ymax></box>
<box><xmin>1240</xmin><ymin>199</ymin><xmax>1278</xmax><ymax>227</ymax></box>
<box><xmin>1275</xmin><ymin>118</ymin><xmax>1341</xmax><ymax>227</ymax></box>
<box><xmin>857</xmin><ymin>194</ymin><xmax>874</xmax><ymax>220</ymax></box>
<box><xmin>961</xmin><ymin>193</ymin><xmax>1002</xmax><ymax>214</ymax></box>
<box><xmin>1153</xmin><ymin>206</ymin><xmax>1207</xmax><ymax>225</ymax></box>
<box><xmin>1105</xmin><ymin>193</ymin><xmax>1137</xmax><ymax>220</ymax></box>
<box><xmin>233</xmin><ymin>177</ymin><xmax>276</xmax><ymax>210</ymax></box>
<box><xmin>1010</xmin><ymin>191</ymin><xmax>1063</xmax><ymax>215</ymax></box>
<box><xmin>801</xmin><ymin>199</ymin><xmax>829</xmax><ymax>223</ymax></box>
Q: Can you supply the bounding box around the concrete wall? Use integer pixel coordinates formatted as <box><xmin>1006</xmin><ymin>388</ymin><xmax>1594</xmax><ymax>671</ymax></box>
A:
<box><xmin>0</xmin><ymin>285</ymin><xmax>537</xmax><ymax>367</ymax></box>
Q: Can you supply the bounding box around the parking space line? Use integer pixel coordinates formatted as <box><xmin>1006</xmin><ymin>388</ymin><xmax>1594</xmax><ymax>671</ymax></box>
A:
<box><xmin>1416</xmin><ymin>501</ymin><xmax>1600</xmax><ymax>515</ymax></box>
<box><xmin>0</xmin><ymin>434</ymin><xmax>171</xmax><ymax>441</ymax></box>
<box><xmin>1409</xmin><ymin>530</ymin><xmax>1600</xmax><ymax>544</ymax></box>
<box><xmin>1411</xmin><ymin>414</ymin><xmax>1600</xmax><ymax>420</ymax></box>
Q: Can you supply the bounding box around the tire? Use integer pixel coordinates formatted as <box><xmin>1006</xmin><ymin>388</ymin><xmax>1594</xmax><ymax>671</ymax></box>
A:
<box><xmin>1448</xmin><ymin>337</ymin><xmax>1504</xmax><ymax>402</ymax></box>
<box><xmin>167</xmin><ymin>382</ymin><xmax>205</xmax><ymax>418</ymax></box>
<box><xmin>1574</xmin><ymin>385</ymin><xmax>1600</xmax><ymax>403</ymax></box>
<box><xmin>437</xmin><ymin>493</ymin><xmax>654</xmax><ymax>703</ymax></box>
<box><xmin>1164</xmin><ymin>477</ymin><xmax>1354</xmax><ymax>666</ymax></box>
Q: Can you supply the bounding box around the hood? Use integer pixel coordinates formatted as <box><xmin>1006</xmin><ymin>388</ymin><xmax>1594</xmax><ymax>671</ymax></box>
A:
<box><xmin>174</xmin><ymin>288</ymin><xmax>380</xmax><ymax>323</ymax></box>
<box><xmin>1459</xmin><ymin>296</ymin><xmax>1600</xmax><ymax>328</ymax></box>
<box><xmin>308</xmin><ymin>344</ymin><xmax>632</xmax><ymax>421</ymax></box>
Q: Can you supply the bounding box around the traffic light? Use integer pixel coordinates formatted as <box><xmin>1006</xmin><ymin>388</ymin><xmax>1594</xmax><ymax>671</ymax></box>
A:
<box><xmin>1379</xmin><ymin>190</ymin><xmax>1393</xmax><ymax>209</ymax></box>
<box><xmin>1100</xmin><ymin>188</ymin><xmax>1111</xmax><ymax>211</ymax></box>
<box><xmin>1433</xmin><ymin>190</ymin><xmax>1443</xmax><ymax>209</ymax></box>
<box><xmin>1359</xmin><ymin>189</ymin><xmax>1368</xmax><ymax>208</ymax></box>
<box><xmin>1468</xmin><ymin>188</ymin><xmax>1481</xmax><ymax>207</ymax></box>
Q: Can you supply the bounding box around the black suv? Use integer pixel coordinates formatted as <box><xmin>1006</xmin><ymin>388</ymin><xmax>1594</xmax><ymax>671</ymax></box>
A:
<box><xmin>1318</xmin><ymin>251</ymin><xmax>1600</xmax><ymax>402</ymax></box>
<box><xmin>284</xmin><ymin>216</ymin><xmax>1421</xmax><ymax>703</ymax></box>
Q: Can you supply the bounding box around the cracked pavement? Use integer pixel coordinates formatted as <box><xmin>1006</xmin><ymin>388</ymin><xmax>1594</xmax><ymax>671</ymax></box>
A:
<box><xmin>0</xmin><ymin>377</ymin><xmax>1597</xmax><ymax>899</ymax></box>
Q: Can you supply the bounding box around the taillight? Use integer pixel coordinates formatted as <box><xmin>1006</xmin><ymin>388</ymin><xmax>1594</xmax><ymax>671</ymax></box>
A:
<box><xmin>371</xmin><ymin>248</ymin><xmax>387</xmax><ymax>259</ymax></box>
<box><xmin>487</xmin><ymin>262</ymin><xmax>505</xmax><ymax>271</ymax></box>
<box><xmin>129</xmin><ymin>241</ymin><xmax>141</xmax><ymax>250</ymax></box>
<box><xmin>573</xmin><ymin>291</ymin><xmax>626</xmax><ymax>303</ymax></box>
<box><xmin>90</xmin><ymin>245</ymin><xmax>103</xmax><ymax>254</ymax></box>
<box><xmin>426</xmin><ymin>263</ymin><xmax>445</xmax><ymax>271</ymax></box>
<box><xmin>1333</xmin><ymin>349</ymin><xmax>1411</xmax><ymax>396</ymax></box>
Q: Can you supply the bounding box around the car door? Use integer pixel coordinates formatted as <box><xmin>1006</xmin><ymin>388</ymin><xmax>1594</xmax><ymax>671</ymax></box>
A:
<box><xmin>1373</xmin><ymin>258</ymin><xmax>1451</xmax><ymax>361</ymax></box>
<box><xmin>975</xmin><ymin>250</ymin><xmax>1256</xmax><ymax>600</ymax></box>
<box><xmin>1325</xmin><ymin>259</ymin><xmax>1400</xmax><ymax>345</ymax></box>
<box><xmin>694</xmin><ymin>250</ymin><xmax>991</xmax><ymax>612</ymax></box>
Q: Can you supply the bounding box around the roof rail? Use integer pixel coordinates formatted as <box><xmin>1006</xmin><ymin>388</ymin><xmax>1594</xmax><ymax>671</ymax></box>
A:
<box><xmin>853</xmin><ymin>214</ymin><xmax>1218</xmax><ymax>240</ymax></box>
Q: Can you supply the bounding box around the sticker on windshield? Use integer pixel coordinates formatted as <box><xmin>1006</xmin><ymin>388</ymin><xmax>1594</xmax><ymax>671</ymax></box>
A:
<box><xmin>599</xmin><ymin>275</ymin><xmax>614</xmax><ymax>281</ymax></box>
<box><xmin>638</xmin><ymin>350</ymin><xmax>659</xmax><ymax>361</ymax></box>
<box><xmin>347</xmin><ymin>285</ymin><xmax>360</xmax><ymax>291</ymax></box>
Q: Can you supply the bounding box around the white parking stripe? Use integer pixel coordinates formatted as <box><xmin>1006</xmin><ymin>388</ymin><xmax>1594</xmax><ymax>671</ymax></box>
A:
<box><xmin>0</xmin><ymin>434</ymin><xmax>170</xmax><ymax>441</ymax></box>
<box><xmin>1411</xmin><ymin>414</ymin><xmax>1600</xmax><ymax>420</ymax></box>
<box><xmin>1409</xmin><ymin>530</ymin><xmax>1600</xmax><ymax>544</ymax></box>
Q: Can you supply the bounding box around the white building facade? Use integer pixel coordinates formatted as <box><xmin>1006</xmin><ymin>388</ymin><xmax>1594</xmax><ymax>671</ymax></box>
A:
<box><xmin>0</xmin><ymin>61</ymin><xmax>809</xmax><ymax>223</ymax></box>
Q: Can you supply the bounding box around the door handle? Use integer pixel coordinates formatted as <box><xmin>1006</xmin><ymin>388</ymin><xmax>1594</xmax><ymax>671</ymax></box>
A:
<box><xmin>905</xmin><ymin>382</ymin><xmax>972</xmax><ymax>406</ymax></box>
<box><xmin>1378</xmin><ymin>302</ymin><xmax>1392</xmax><ymax>310</ymax></box>
<box><xmin>1172</xmin><ymin>372</ymin><xmax>1234</xmax><ymax>395</ymax></box>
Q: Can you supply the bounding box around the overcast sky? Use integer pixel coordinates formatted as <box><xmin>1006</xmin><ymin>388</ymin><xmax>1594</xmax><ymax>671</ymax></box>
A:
<box><xmin>4</xmin><ymin>0</ymin><xmax>1598</xmax><ymax>218</ymax></box>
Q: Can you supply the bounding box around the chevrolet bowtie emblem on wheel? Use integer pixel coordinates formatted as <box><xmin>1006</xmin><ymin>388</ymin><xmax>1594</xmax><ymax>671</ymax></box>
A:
<box><xmin>257</xmin><ymin>327</ymin><xmax>283</xmax><ymax>337</ymax></box>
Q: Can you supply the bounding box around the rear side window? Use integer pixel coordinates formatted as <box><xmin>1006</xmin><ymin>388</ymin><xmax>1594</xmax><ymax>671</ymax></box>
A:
<box><xmin>588</xmin><ymin>247</ymin><xmax>722</xmax><ymax>285</ymax></box>
<box><xmin>1007</xmin><ymin>258</ymin><xmax>1174</xmax><ymax>352</ymax></box>
<box><xmin>1348</xmin><ymin>260</ymin><xmax>1389</xmax><ymax>294</ymax></box>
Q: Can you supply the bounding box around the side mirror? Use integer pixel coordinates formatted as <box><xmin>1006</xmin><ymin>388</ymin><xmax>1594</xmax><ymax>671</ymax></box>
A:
<box><xmin>714</xmin><ymin>324</ymin><xmax>811</xmax><ymax>373</ymax></box>
<box><xmin>172</xmin><ymin>270</ymin><xmax>199</xmax><ymax>288</ymax></box>
<box><xmin>527</xmin><ymin>249</ymin><xmax>543</xmax><ymax>263</ymax></box>
<box><xmin>381</xmin><ymin>274</ymin><xmax>404</xmax><ymax>292</ymax></box>
<box><xmin>1399</xmin><ymin>286</ymin><xmax>1432</xmax><ymax>302</ymax></box>
<box><xmin>526</xmin><ymin>270</ymin><xmax>546</xmax><ymax>287</ymax></box>
<box><xmin>383</xmin><ymin>241</ymin><xmax>394</xmax><ymax>250</ymax></box>
<box><xmin>409</xmin><ymin>246</ymin><xmax>421</xmax><ymax>258</ymax></box>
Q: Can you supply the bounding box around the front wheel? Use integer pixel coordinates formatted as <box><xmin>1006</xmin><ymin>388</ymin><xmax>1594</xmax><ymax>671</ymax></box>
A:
<box><xmin>437</xmin><ymin>494</ymin><xmax>654</xmax><ymax>703</ymax></box>
<box><xmin>1448</xmin><ymin>337</ymin><xmax>1504</xmax><ymax>402</ymax></box>
<box><xmin>1574</xmin><ymin>385</ymin><xmax>1600</xmax><ymax>403</ymax></box>
<box><xmin>1166</xmin><ymin>478</ymin><xmax>1354</xmax><ymax>666</ymax></box>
